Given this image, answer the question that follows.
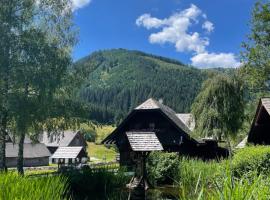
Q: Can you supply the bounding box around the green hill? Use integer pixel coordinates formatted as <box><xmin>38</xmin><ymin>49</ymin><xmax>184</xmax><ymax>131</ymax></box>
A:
<box><xmin>73</xmin><ymin>49</ymin><xmax>229</xmax><ymax>123</ymax></box>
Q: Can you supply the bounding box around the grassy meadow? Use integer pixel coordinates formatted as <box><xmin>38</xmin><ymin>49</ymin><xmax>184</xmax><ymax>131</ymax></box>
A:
<box><xmin>81</xmin><ymin>124</ymin><xmax>117</xmax><ymax>162</ymax></box>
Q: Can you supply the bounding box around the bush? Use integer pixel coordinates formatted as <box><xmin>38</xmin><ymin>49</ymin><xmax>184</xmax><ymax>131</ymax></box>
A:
<box><xmin>81</xmin><ymin>128</ymin><xmax>97</xmax><ymax>142</ymax></box>
<box><xmin>0</xmin><ymin>173</ymin><xmax>68</xmax><ymax>200</ymax></box>
<box><xmin>64</xmin><ymin>168</ymin><xmax>129</xmax><ymax>200</ymax></box>
<box><xmin>147</xmin><ymin>152</ymin><xmax>180</xmax><ymax>185</ymax></box>
<box><xmin>232</xmin><ymin>146</ymin><xmax>270</xmax><ymax>176</ymax></box>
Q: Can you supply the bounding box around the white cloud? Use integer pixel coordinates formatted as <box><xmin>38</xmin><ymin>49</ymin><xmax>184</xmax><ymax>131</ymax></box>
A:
<box><xmin>202</xmin><ymin>21</ymin><xmax>214</xmax><ymax>33</ymax></box>
<box><xmin>136</xmin><ymin>4</ymin><xmax>241</xmax><ymax>68</ymax></box>
<box><xmin>72</xmin><ymin>0</ymin><xmax>91</xmax><ymax>11</ymax></box>
<box><xmin>136</xmin><ymin>14</ymin><xmax>164</xmax><ymax>29</ymax></box>
<box><xmin>191</xmin><ymin>52</ymin><xmax>241</xmax><ymax>68</ymax></box>
<box><xmin>136</xmin><ymin>4</ymin><xmax>208</xmax><ymax>54</ymax></box>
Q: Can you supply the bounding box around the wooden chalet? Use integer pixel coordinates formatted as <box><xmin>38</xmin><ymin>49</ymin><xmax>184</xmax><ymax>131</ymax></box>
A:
<box><xmin>5</xmin><ymin>133</ymin><xmax>51</xmax><ymax>167</ymax></box>
<box><xmin>6</xmin><ymin>143</ymin><xmax>51</xmax><ymax>167</ymax></box>
<box><xmin>51</xmin><ymin>147</ymin><xmax>88</xmax><ymax>166</ymax></box>
<box><xmin>248</xmin><ymin>98</ymin><xmax>270</xmax><ymax>145</ymax></box>
<box><xmin>102</xmin><ymin>98</ymin><xmax>228</xmax><ymax>167</ymax></box>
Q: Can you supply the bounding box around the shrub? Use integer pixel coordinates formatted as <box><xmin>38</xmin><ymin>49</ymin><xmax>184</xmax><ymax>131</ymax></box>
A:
<box><xmin>81</xmin><ymin>128</ymin><xmax>97</xmax><ymax>142</ymax></box>
<box><xmin>147</xmin><ymin>152</ymin><xmax>180</xmax><ymax>185</ymax></box>
<box><xmin>232</xmin><ymin>146</ymin><xmax>270</xmax><ymax>176</ymax></box>
<box><xmin>0</xmin><ymin>173</ymin><xmax>68</xmax><ymax>200</ymax></box>
<box><xmin>64</xmin><ymin>168</ymin><xmax>129</xmax><ymax>200</ymax></box>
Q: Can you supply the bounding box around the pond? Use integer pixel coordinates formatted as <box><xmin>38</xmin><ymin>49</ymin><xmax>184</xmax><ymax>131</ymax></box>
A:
<box><xmin>101</xmin><ymin>186</ymin><xmax>179</xmax><ymax>200</ymax></box>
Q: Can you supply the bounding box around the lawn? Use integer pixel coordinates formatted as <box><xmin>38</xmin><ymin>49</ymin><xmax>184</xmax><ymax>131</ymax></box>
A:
<box><xmin>87</xmin><ymin>142</ymin><xmax>117</xmax><ymax>162</ymax></box>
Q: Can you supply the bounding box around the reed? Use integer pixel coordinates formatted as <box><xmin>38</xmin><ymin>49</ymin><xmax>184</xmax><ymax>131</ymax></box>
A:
<box><xmin>0</xmin><ymin>173</ymin><xmax>69</xmax><ymax>200</ymax></box>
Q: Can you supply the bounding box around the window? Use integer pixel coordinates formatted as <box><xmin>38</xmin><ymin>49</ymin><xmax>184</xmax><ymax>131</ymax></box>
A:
<box><xmin>149</xmin><ymin>123</ymin><xmax>155</xmax><ymax>129</ymax></box>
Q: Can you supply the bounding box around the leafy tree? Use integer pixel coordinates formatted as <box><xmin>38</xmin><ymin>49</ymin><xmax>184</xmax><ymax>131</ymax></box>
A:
<box><xmin>191</xmin><ymin>75</ymin><xmax>245</xmax><ymax>142</ymax></box>
<box><xmin>0</xmin><ymin>0</ymin><xmax>77</xmax><ymax>174</ymax></box>
<box><xmin>241</xmin><ymin>0</ymin><xmax>270</xmax><ymax>93</ymax></box>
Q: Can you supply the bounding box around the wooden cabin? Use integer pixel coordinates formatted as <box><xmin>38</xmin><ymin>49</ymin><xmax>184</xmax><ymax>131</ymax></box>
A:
<box><xmin>5</xmin><ymin>133</ymin><xmax>51</xmax><ymax>167</ymax></box>
<box><xmin>6</xmin><ymin>143</ymin><xmax>51</xmax><ymax>167</ymax></box>
<box><xmin>51</xmin><ymin>147</ymin><xmax>88</xmax><ymax>166</ymax></box>
<box><xmin>248</xmin><ymin>98</ymin><xmax>270</xmax><ymax>145</ymax></box>
<box><xmin>102</xmin><ymin>98</ymin><xmax>228</xmax><ymax>167</ymax></box>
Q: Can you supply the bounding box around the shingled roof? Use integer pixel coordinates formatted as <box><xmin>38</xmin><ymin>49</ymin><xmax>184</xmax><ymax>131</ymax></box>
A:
<box><xmin>40</xmin><ymin>131</ymin><xmax>81</xmax><ymax>147</ymax></box>
<box><xmin>51</xmin><ymin>147</ymin><xmax>87</xmax><ymax>159</ymax></box>
<box><xmin>176</xmin><ymin>113</ymin><xmax>195</xmax><ymax>131</ymax></box>
<box><xmin>126</xmin><ymin>132</ymin><xmax>163</xmax><ymax>151</ymax></box>
<box><xmin>248</xmin><ymin>97</ymin><xmax>270</xmax><ymax>144</ymax></box>
<box><xmin>136</xmin><ymin>98</ymin><xmax>191</xmax><ymax>134</ymax></box>
<box><xmin>6</xmin><ymin>143</ymin><xmax>51</xmax><ymax>158</ymax></box>
<box><xmin>102</xmin><ymin>98</ymin><xmax>197</xmax><ymax>144</ymax></box>
<box><xmin>261</xmin><ymin>98</ymin><xmax>270</xmax><ymax>115</ymax></box>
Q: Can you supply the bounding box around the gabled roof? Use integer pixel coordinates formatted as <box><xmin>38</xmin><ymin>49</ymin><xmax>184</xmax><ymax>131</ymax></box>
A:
<box><xmin>102</xmin><ymin>98</ymin><xmax>197</xmax><ymax>144</ymax></box>
<box><xmin>40</xmin><ymin>131</ymin><xmax>81</xmax><ymax>147</ymax></box>
<box><xmin>126</xmin><ymin>132</ymin><xmax>163</xmax><ymax>151</ymax></box>
<box><xmin>136</xmin><ymin>98</ymin><xmax>191</xmax><ymax>133</ymax></box>
<box><xmin>248</xmin><ymin>97</ymin><xmax>270</xmax><ymax>143</ymax></box>
<box><xmin>261</xmin><ymin>98</ymin><xmax>270</xmax><ymax>115</ymax></box>
<box><xmin>6</xmin><ymin>143</ymin><xmax>51</xmax><ymax>158</ymax></box>
<box><xmin>51</xmin><ymin>147</ymin><xmax>87</xmax><ymax>159</ymax></box>
<box><xmin>176</xmin><ymin>113</ymin><xmax>195</xmax><ymax>131</ymax></box>
<box><xmin>7</xmin><ymin>133</ymin><xmax>32</xmax><ymax>144</ymax></box>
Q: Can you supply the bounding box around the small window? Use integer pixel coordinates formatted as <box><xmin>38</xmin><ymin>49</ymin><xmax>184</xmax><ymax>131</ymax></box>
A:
<box><xmin>149</xmin><ymin>123</ymin><xmax>155</xmax><ymax>129</ymax></box>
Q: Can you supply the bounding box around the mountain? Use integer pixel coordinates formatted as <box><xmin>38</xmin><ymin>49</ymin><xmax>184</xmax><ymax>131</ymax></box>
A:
<box><xmin>73</xmin><ymin>49</ymin><xmax>227</xmax><ymax>124</ymax></box>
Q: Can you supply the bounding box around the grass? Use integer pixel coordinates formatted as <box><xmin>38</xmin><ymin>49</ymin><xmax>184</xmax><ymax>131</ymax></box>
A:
<box><xmin>88</xmin><ymin>142</ymin><xmax>117</xmax><ymax>162</ymax></box>
<box><xmin>94</xmin><ymin>124</ymin><xmax>115</xmax><ymax>143</ymax></box>
<box><xmin>0</xmin><ymin>173</ymin><xmax>68</xmax><ymax>200</ymax></box>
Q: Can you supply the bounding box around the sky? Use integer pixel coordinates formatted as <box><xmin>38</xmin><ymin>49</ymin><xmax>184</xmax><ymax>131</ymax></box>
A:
<box><xmin>71</xmin><ymin>0</ymin><xmax>255</xmax><ymax>68</ymax></box>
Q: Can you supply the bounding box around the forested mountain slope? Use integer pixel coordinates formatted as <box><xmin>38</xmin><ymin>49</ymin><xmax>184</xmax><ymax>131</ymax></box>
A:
<box><xmin>73</xmin><ymin>49</ymin><xmax>230</xmax><ymax>123</ymax></box>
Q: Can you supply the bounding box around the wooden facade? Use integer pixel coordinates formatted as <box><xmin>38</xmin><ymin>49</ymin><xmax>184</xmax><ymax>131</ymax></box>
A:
<box><xmin>102</xmin><ymin>98</ymin><xmax>228</xmax><ymax>167</ymax></box>
<box><xmin>248</xmin><ymin>98</ymin><xmax>270</xmax><ymax>145</ymax></box>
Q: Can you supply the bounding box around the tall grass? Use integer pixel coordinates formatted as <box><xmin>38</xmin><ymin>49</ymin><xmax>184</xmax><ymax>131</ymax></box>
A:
<box><xmin>0</xmin><ymin>173</ymin><xmax>69</xmax><ymax>200</ymax></box>
<box><xmin>178</xmin><ymin>156</ymin><xmax>270</xmax><ymax>200</ymax></box>
<box><xmin>178</xmin><ymin>158</ymin><xmax>221</xmax><ymax>199</ymax></box>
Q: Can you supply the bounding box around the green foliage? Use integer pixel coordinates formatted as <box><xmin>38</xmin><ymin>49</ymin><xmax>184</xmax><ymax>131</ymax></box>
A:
<box><xmin>210</xmin><ymin>169</ymin><xmax>270</xmax><ymax>200</ymax></box>
<box><xmin>172</xmin><ymin>152</ymin><xmax>270</xmax><ymax>199</ymax></box>
<box><xmin>191</xmin><ymin>74</ymin><xmax>245</xmax><ymax>140</ymax></box>
<box><xmin>242</xmin><ymin>0</ymin><xmax>270</xmax><ymax>92</ymax></box>
<box><xmin>0</xmin><ymin>173</ymin><xmax>68</xmax><ymax>200</ymax></box>
<box><xmin>64</xmin><ymin>168</ymin><xmax>129</xmax><ymax>200</ymax></box>
<box><xmin>80</xmin><ymin>128</ymin><xmax>97</xmax><ymax>142</ymax></box>
<box><xmin>232</xmin><ymin>146</ymin><xmax>270</xmax><ymax>176</ymax></box>
<box><xmin>147</xmin><ymin>152</ymin><xmax>180</xmax><ymax>185</ymax></box>
<box><xmin>73</xmin><ymin>49</ymin><xmax>209</xmax><ymax>123</ymax></box>
<box><xmin>178</xmin><ymin>158</ymin><xmax>221</xmax><ymax>199</ymax></box>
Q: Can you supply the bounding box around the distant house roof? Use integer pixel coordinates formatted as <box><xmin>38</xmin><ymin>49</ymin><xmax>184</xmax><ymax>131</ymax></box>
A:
<box><xmin>126</xmin><ymin>132</ymin><xmax>163</xmax><ymax>151</ymax></box>
<box><xmin>40</xmin><ymin>131</ymin><xmax>84</xmax><ymax>147</ymax></box>
<box><xmin>176</xmin><ymin>113</ymin><xmax>195</xmax><ymax>131</ymax></box>
<box><xmin>51</xmin><ymin>147</ymin><xmax>87</xmax><ymax>159</ymax></box>
<box><xmin>7</xmin><ymin>133</ymin><xmax>33</xmax><ymax>144</ymax></box>
<box><xmin>6</xmin><ymin>143</ymin><xmax>51</xmax><ymax>158</ymax></box>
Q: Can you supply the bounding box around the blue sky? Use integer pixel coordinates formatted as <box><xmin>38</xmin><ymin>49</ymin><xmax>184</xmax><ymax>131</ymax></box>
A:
<box><xmin>71</xmin><ymin>0</ymin><xmax>255</xmax><ymax>68</ymax></box>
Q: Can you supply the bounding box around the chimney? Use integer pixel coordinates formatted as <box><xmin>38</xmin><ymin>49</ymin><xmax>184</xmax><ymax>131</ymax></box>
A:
<box><xmin>158</xmin><ymin>98</ymin><xmax>163</xmax><ymax>104</ymax></box>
